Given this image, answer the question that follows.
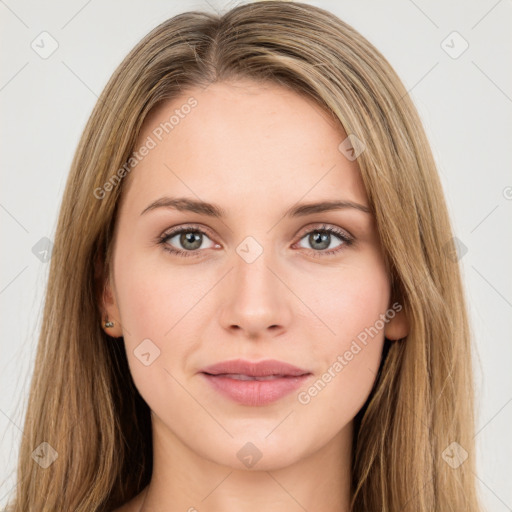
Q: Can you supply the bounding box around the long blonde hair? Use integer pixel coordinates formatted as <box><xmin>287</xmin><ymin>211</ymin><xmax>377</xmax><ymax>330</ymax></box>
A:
<box><xmin>5</xmin><ymin>1</ymin><xmax>482</xmax><ymax>510</ymax></box>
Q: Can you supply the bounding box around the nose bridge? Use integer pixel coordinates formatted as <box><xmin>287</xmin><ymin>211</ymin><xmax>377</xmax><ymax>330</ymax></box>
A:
<box><xmin>233</xmin><ymin>233</ymin><xmax>276</xmax><ymax>299</ymax></box>
<box><xmin>220</xmin><ymin>233</ymin><xmax>290</xmax><ymax>333</ymax></box>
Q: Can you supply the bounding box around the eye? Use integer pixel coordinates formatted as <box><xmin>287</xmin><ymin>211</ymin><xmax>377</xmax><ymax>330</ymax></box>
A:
<box><xmin>157</xmin><ymin>225</ymin><xmax>217</xmax><ymax>258</ymax></box>
<box><xmin>294</xmin><ymin>224</ymin><xmax>353</xmax><ymax>257</ymax></box>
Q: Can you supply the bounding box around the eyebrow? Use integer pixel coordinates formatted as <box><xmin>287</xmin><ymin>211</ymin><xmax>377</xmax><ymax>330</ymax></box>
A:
<box><xmin>140</xmin><ymin>196</ymin><xmax>372</xmax><ymax>218</ymax></box>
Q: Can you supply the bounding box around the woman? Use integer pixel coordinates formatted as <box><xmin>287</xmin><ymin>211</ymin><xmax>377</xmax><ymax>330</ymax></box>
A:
<box><xmin>6</xmin><ymin>1</ymin><xmax>483</xmax><ymax>511</ymax></box>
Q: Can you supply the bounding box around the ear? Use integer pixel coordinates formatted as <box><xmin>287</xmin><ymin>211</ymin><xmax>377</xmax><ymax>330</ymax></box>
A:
<box><xmin>95</xmin><ymin>253</ymin><xmax>123</xmax><ymax>338</ymax></box>
<box><xmin>384</xmin><ymin>303</ymin><xmax>409</xmax><ymax>341</ymax></box>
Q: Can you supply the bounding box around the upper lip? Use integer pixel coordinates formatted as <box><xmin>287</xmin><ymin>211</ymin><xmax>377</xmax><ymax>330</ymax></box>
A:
<box><xmin>200</xmin><ymin>358</ymin><xmax>311</xmax><ymax>377</ymax></box>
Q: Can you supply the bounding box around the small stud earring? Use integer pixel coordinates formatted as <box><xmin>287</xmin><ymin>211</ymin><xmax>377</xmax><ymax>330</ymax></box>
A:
<box><xmin>104</xmin><ymin>318</ymin><xmax>114</xmax><ymax>328</ymax></box>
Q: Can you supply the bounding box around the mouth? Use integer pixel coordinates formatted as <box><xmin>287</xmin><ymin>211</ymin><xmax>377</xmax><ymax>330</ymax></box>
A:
<box><xmin>199</xmin><ymin>359</ymin><xmax>312</xmax><ymax>406</ymax></box>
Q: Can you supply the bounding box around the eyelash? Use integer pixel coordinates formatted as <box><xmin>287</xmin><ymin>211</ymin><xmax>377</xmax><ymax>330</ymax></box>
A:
<box><xmin>156</xmin><ymin>223</ymin><xmax>354</xmax><ymax>259</ymax></box>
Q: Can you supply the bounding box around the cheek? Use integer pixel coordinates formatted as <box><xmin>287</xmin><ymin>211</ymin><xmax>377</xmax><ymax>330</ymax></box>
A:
<box><xmin>114</xmin><ymin>247</ymin><xmax>205</xmax><ymax>340</ymax></box>
<box><xmin>298</xmin><ymin>259</ymin><xmax>390</xmax><ymax>413</ymax></box>
<box><xmin>307</xmin><ymin>257</ymin><xmax>390</xmax><ymax>349</ymax></box>
<box><xmin>112</xmin><ymin>246</ymin><xmax>221</xmax><ymax>387</ymax></box>
<box><xmin>115</xmin><ymin>262</ymin><xmax>170</xmax><ymax>339</ymax></box>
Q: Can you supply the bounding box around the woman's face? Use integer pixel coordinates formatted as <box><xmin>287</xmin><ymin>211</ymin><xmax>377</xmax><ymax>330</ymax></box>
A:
<box><xmin>103</xmin><ymin>80</ymin><xmax>408</xmax><ymax>470</ymax></box>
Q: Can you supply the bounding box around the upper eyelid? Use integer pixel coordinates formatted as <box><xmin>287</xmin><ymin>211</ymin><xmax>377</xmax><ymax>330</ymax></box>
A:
<box><xmin>297</xmin><ymin>223</ymin><xmax>352</xmax><ymax>238</ymax></box>
<box><xmin>160</xmin><ymin>223</ymin><xmax>216</xmax><ymax>241</ymax></box>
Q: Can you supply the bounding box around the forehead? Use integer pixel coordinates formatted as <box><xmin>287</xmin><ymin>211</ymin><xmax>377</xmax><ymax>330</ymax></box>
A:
<box><xmin>121</xmin><ymin>80</ymin><xmax>368</xmax><ymax>215</ymax></box>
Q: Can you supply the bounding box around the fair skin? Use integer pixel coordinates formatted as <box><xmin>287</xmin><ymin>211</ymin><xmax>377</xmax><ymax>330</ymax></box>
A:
<box><xmin>105</xmin><ymin>80</ymin><xmax>409</xmax><ymax>512</ymax></box>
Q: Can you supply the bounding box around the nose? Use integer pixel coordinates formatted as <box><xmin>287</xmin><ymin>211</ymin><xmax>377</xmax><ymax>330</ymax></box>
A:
<box><xmin>218</xmin><ymin>242</ymin><xmax>293</xmax><ymax>339</ymax></box>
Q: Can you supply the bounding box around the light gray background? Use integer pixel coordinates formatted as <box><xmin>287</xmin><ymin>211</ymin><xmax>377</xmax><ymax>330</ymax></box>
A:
<box><xmin>1</xmin><ymin>0</ymin><xmax>511</xmax><ymax>510</ymax></box>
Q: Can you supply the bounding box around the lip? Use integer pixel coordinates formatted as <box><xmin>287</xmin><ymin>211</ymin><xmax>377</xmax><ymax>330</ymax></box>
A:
<box><xmin>199</xmin><ymin>358</ymin><xmax>312</xmax><ymax>406</ymax></box>
<box><xmin>200</xmin><ymin>358</ymin><xmax>310</xmax><ymax>377</ymax></box>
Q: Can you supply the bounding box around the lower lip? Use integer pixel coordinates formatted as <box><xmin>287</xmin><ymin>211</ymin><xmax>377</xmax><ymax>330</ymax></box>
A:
<box><xmin>200</xmin><ymin>373</ymin><xmax>312</xmax><ymax>406</ymax></box>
